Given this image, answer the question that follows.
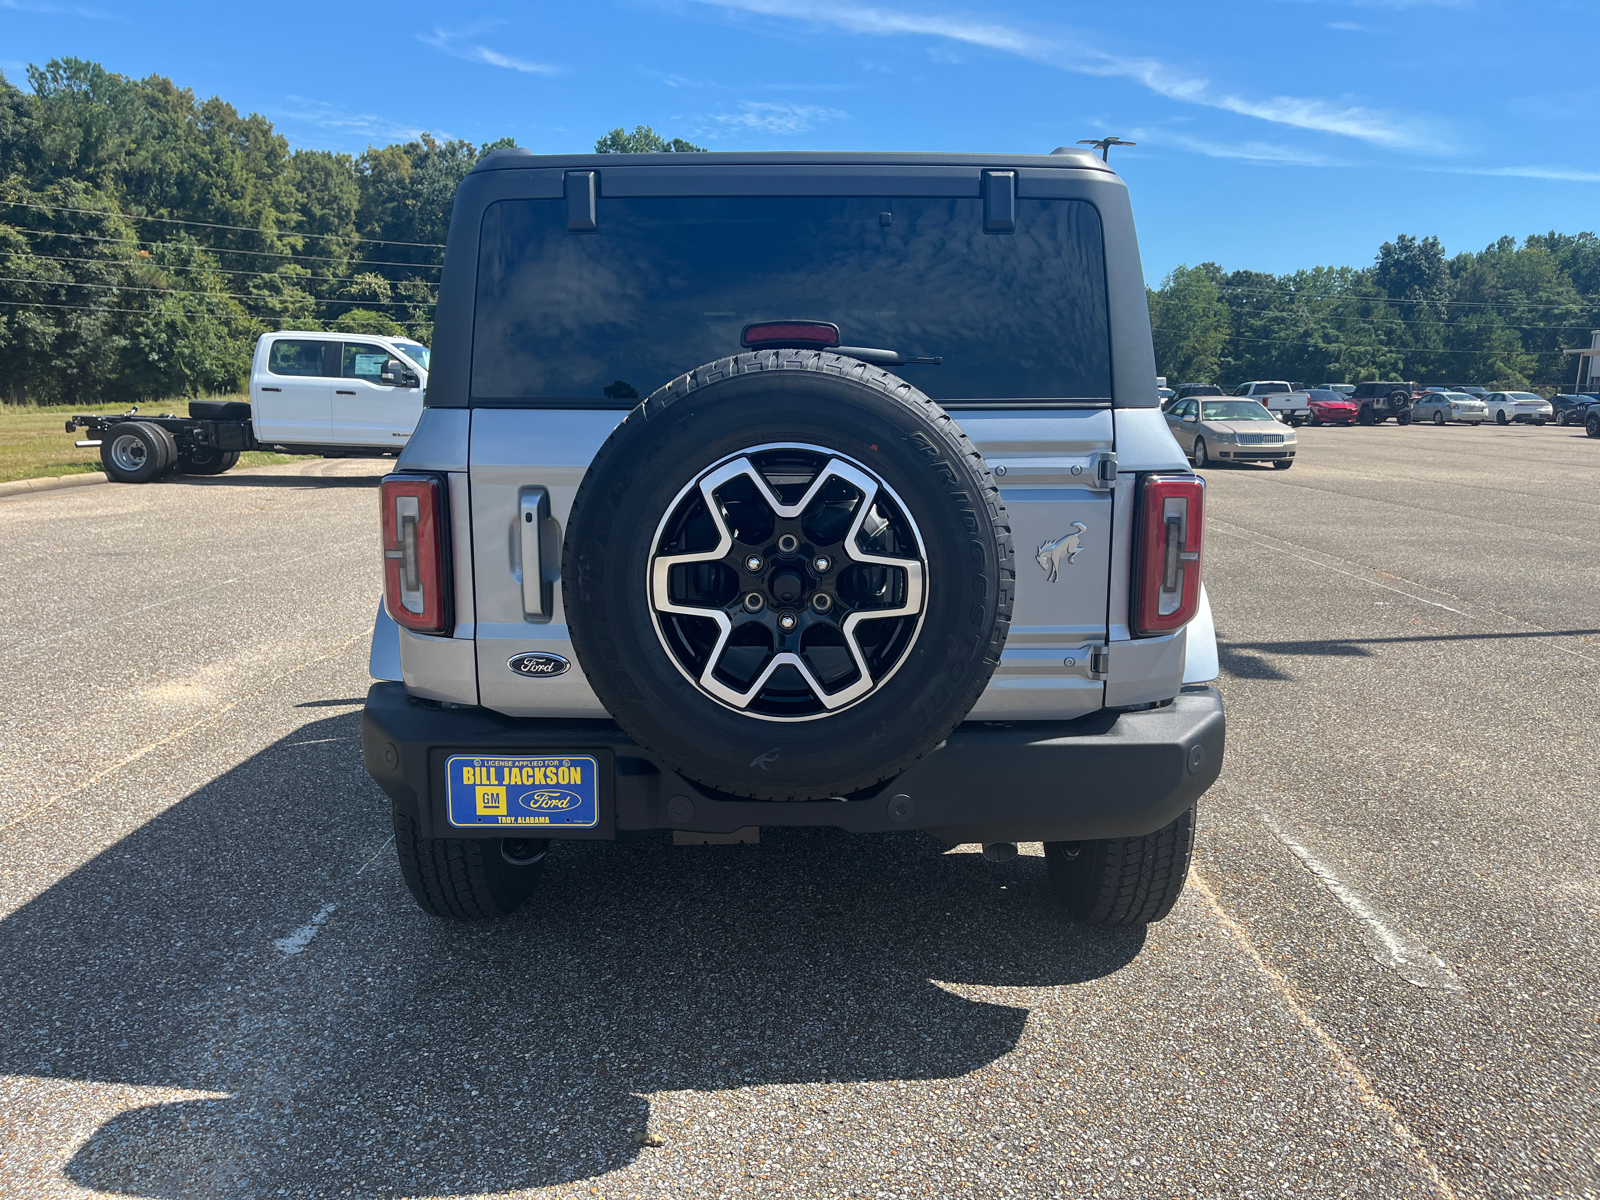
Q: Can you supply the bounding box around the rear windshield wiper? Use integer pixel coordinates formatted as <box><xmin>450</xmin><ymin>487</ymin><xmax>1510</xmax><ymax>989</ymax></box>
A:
<box><xmin>834</xmin><ymin>346</ymin><xmax>942</xmax><ymax>366</ymax></box>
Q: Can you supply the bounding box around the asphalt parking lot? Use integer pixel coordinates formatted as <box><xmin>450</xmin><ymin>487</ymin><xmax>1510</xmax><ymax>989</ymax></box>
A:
<box><xmin>1</xmin><ymin>423</ymin><xmax>1596</xmax><ymax>1200</ymax></box>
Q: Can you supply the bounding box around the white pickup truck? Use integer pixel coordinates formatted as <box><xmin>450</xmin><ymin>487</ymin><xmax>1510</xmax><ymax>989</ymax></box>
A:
<box><xmin>1232</xmin><ymin>380</ymin><xmax>1311</xmax><ymax>425</ymax></box>
<box><xmin>66</xmin><ymin>330</ymin><xmax>430</xmax><ymax>482</ymax></box>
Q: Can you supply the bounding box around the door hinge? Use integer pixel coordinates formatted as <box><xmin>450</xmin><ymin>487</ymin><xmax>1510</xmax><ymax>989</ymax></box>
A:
<box><xmin>1089</xmin><ymin>645</ymin><xmax>1110</xmax><ymax>678</ymax></box>
<box><xmin>1091</xmin><ymin>450</ymin><xmax>1118</xmax><ymax>490</ymax></box>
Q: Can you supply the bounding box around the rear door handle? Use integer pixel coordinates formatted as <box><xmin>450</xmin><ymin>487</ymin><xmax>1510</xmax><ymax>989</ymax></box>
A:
<box><xmin>335</xmin><ymin>389</ymin><xmax>356</xmax><ymax>395</ymax></box>
<box><xmin>519</xmin><ymin>488</ymin><xmax>553</xmax><ymax>620</ymax></box>
<box><xmin>259</xmin><ymin>386</ymin><xmax>281</xmax><ymax>392</ymax></box>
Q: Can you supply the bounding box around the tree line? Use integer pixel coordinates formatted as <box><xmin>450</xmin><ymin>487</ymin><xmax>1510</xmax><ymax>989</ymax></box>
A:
<box><xmin>1149</xmin><ymin>232</ymin><xmax>1600</xmax><ymax>394</ymax></box>
<box><xmin>0</xmin><ymin>57</ymin><xmax>703</xmax><ymax>405</ymax></box>
<box><xmin>6</xmin><ymin>57</ymin><xmax>1595</xmax><ymax>403</ymax></box>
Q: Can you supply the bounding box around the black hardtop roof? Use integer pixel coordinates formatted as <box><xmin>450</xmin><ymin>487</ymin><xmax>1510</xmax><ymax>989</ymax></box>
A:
<box><xmin>471</xmin><ymin>148</ymin><xmax>1114</xmax><ymax>175</ymax></box>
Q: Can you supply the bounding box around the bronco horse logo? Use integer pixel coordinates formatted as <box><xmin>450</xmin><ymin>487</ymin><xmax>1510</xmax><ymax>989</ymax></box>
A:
<box><xmin>1035</xmin><ymin>524</ymin><xmax>1088</xmax><ymax>582</ymax></box>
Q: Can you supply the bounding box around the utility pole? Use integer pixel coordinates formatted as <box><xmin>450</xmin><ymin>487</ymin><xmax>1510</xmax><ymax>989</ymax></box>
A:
<box><xmin>1078</xmin><ymin>136</ymin><xmax>1136</xmax><ymax>162</ymax></box>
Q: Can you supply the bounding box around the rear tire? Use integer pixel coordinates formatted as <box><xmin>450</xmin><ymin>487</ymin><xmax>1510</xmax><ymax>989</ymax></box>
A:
<box><xmin>1587</xmin><ymin>413</ymin><xmax>1600</xmax><ymax>438</ymax></box>
<box><xmin>392</xmin><ymin>810</ymin><xmax>547</xmax><ymax>919</ymax></box>
<box><xmin>1433</xmin><ymin>410</ymin><xmax>1446</xmax><ymax>426</ymax></box>
<box><xmin>176</xmin><ymin>447</ymin><xmax>240</xmax><ymax>475</ymax></box>
<box><xmin>1358</xmin><ymin>408</ymin><xmax>1375</xmax><ymax>426</ymax></box>
<box><xmin>100</xmin><ymin>421</ymin><xmax>174</xmax><ymax>483</ymax></box>
<box><xmin>1496</xmin><ymin>410</ymin><xmax>1509</xmax><ymax>425</ymax></box>
<box><xmin>1044</xmin><ymin>806</ymin><xmax>1195</xmax><ymax>926</ymax></box>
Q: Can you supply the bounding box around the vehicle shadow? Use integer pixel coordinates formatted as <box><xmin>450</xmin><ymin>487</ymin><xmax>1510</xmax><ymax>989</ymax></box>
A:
<box><xmin>164</xmin><ymin>473</ymin><xmax>383</xmax><ymax>490</ymax></box>
<box><xmin>0</xmin><ymin>712</ymin><xmax>1144</xmax><ymax>1198</ymax></box>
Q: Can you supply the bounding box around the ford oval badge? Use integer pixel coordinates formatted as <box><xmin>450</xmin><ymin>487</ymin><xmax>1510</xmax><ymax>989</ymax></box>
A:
<box><xmin>508</xmin><ymin>651</ymin><xmax>570</xmax><ymax>678</ymax></box>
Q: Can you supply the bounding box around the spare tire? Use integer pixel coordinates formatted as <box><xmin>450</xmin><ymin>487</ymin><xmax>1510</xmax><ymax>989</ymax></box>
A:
<box><xmin>189</xmin><ymin>399</ymin><xmax>252</xmax><ymax>420</ymax></box>
<box><xmin>563</xmin><ymin>350</ymin><xmax>1014</xmax><ymax>801</ymax></box>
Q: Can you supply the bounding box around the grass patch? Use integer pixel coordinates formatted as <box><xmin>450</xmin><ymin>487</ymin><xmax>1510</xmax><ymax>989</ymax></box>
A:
<box><xmin>0</xmin><ymin>397</ymin><xmax>315</xmax><ymax>484</ymax></box>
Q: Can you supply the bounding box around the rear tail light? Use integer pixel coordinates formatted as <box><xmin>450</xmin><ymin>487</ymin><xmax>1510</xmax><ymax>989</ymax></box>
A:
<box><xmin>381</xmin><ymin>473</ymin><xmax>452</xmax><ymax>633</ymax></box>
<box><xmin>741</xmin><ymin>320</ymin><xmax>840</xmax><ymax>349</ymax></box>
<box><xmin>1133</xmin><ymin>474</ymin><xmax>1204</xmax><ymax>636</ymax></box>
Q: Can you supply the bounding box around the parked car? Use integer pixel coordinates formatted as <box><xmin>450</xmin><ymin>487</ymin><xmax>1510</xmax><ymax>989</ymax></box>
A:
<box><xmin>1175</xmin><ymin>383</ymin><xmax>1223</xmax><ymax>400</ymax></box>
<box><xmin>1411</xmin><ymin>391</ymin><xmax>1487</xmax><ymax>426</ymax></box>
<box><xmin>1348</xmin><ymin>381</ymin><xmax>1418</xmax><ymax>425</ymax></box>
<box><xmin>360</xmin><ymin>147</ymin><xmax>1224</xmax><ymax>928</ymax></box>
<box><xmin>1232</xmin><ymin>380</ymin><xmax>1312</xmax><ymax>425</ymax></box>
<box><xmin>1549</xmin><ymin>394</ymin><xmax>1596</xmax><ymax>426</ymax></box>
<box><xmin>1317</xmin><ymin>383</ymin><xmax>1355</xmax><ymax>397</ymax></box>
<box><xmin>1165</xmin><ymin>397</ymin><xmax>1296</xmax><ymax>468</ymax></box>
<box><xmin>1158</xmin><ymin>386</ymin><xmax>1175</xmax><ymax>402</ymax></box>
<box><xmin>1448</xmin><ymin>386</ymin><xmax>1490</xmax><ymax>398</ymax></box>
<box><xmin>1306</xmin><ymin>389</ymin><xmax>1359</xmax><ymax>425</ymax></box>
<box><xmin>1483</xmin><ymin>391</ymin><xmax>1553</xmax><ymax>425</ymax></box>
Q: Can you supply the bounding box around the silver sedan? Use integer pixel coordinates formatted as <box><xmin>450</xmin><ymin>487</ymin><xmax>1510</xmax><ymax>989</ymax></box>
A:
<box><xmin>1412</xmin><ymin>391</ymin><xmax>1487</xmax><ymax>426</ymax></box>
<box><xmin>1164</xmin><ymin>397</ymin><xmax>1297</xmax><ymax>469</ymax></box>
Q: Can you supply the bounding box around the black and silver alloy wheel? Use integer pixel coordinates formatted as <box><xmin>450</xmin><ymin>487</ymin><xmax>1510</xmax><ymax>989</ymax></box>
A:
<box><xmin>649</xmin><ymin>444</ymin><xmax>927</xmax><ymax>721</ymax></box>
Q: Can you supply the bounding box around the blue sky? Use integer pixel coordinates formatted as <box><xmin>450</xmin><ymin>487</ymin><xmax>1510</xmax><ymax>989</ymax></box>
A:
<box><xmin>3</xmin><ymin>0</ymin><xmax>1597</xmax><ymax>281</ymax></box>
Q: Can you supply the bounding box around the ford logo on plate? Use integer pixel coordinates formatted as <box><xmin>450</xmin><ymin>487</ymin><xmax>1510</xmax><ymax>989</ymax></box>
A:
<box><xmin>508</xmin><ymin>651</ymin><xmax>570</xmax><ymax>678</ymax></box>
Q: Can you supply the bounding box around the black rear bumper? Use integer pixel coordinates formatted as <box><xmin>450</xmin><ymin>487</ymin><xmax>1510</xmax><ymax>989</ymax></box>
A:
<box><xmin>360</xmin><ymin>682</ymin><xmax>1224</xmax><ymax>845</ymax></box>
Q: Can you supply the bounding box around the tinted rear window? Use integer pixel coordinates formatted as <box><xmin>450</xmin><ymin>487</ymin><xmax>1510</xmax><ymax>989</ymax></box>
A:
<box><xmin>471</xmin><ymin>196</ymin><xmax>1111</xmax><ymax>405</ymax></box>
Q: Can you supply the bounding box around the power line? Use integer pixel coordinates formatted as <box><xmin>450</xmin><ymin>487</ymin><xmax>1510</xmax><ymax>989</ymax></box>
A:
<box><xmin>1150</xmin><ymin>325</ymin><xmax>1545</xmax><ymax>359</ymax></box>
<box><xmin>0</xmin><ymin>198</ymin><xmax>447</xmax><ymax>248</ymax></box>
<box><xmin>0</xmin><ymin>274</ymin><xmax>435</xmax><ymax>309</ymax></box>
<box><xmin>0</xmin><ymin>298</ymin><xmax>432</xmax><ymax>328</ymax></box>
<box><xmin>4</xmin><ymin>225</ymin><xmax>443</xmax><ymax>269</ymax></box>
<box><xmin>1155</xmin><ymin>278</ymin><xmax>1600</xmax><ymax>313</ymax></box>
<box><xmin>8</xmin><ymin>249</ymin><xmax>439</xmax><ymax>289</ymax></box>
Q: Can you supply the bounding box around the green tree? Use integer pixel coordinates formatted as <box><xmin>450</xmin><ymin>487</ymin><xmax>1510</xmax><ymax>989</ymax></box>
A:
<box><xmin>1148</xmin><ymin>264</ymin><xmax>1230</xmax><ymax>385</ymax></box>
<box><xmin>594</xmin><ymin>124</ymin><xmax>706</xmax><ymax>154</ymax></box>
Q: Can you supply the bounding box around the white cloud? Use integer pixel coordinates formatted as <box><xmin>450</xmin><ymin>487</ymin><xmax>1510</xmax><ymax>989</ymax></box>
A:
<box><xmin>692</xmin><ymin>0</ymin><xmax>1447</xmax><ymax>151</ymax></box>
<box><xmin>699</xmin><ymin>101</ymin><xmax>850</xmax><ymax>136</ymax></box>
<box><xmin>272</xmin><ymin>97</ymin><xmax>435</xmax><ymax>145</ymax></box>
<box><xmin>1469</xmin><ymin>165</ymin><xmax>1600</xmax><ymax>183</ymax></box>
<box><xmin>0</xmin><ymin>0</ymin><xmax>117</xmax><ymax>17</ymax></box>
<box><xmin>1327</xmin><ymin>20</ymin><xmax>1381</xmax><ymax>31</ymax></box>
<box><xmin>1133</xmin><ymin>128</ymin><xmax>1340</xmax><ymax>166</ymax></box>
<box><xmin>419</xmin><ymin>24</ymin><xmax>560</xmax><ymax>75</ymax></box>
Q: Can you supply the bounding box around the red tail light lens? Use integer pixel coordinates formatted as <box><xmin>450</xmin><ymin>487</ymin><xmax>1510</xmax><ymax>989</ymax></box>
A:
<box><xmin>1133</xmin><ymin>473</ymin><xmax>1204</xmax><ymax>636</ymax></box>
<box><xmin>380</xmin><ymin>473</ymin><xmax>451</xmax><ymax>634</ymax></box>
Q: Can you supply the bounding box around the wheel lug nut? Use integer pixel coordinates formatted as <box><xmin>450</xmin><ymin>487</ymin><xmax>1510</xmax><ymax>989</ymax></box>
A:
<box><xmin>743</xmin><ymin>592</ymin><xmax>765</xmax><ymax>613</ymax></box>
<box><xmin>777</xmin><ymin>611</ymin><xmax>798</xmax><ymax>632</ymax></box>
<box><xmin>811</xmin><ymin>593</ymin><xmax>833</xmax><ymax>614</ymax></box>
<box><xmin>744</xmin><ymin>554</ymin><xmax>764</xmax><ymax>572</ymax></box>
<box><xmin>777</xmin><ymin>534</ymin><xmax>799</xmax><ymax>554</ymax></box>
<box><xmin>812</xmin><ymin>555</ymin><xmax>832</xmax><ymax>573</ymax></box>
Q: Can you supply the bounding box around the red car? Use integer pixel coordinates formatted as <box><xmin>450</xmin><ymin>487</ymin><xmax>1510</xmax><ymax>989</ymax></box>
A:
<box><xmin>1307</xmin><ymin>389</ymin><xmax>1359</xmax><ymax>425</ymax></box>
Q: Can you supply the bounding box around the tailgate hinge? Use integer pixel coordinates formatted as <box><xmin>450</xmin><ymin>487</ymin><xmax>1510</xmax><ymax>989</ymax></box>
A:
<box><xmin>1089</xmin><ymin>645</ymin><xmax>1110</xmax><ymax>679</ymax></box>
<box><xmin>1091</xmin><ymin>450</ymin><xmax>1118</xmax><ymax>490</ymax></box>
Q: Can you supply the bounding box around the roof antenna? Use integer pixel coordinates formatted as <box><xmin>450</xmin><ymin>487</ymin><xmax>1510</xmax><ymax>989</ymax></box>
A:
<box><xmin>1077</xmin><ymin>136</ymin><xmax>1137</xmax><ymax>162</ymax></box>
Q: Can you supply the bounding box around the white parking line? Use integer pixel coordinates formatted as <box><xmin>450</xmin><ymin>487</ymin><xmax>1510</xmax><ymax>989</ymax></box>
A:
<box><xmin>1259</xmin><ymin>811</ymin><xmax>1462</xmax><ymax>992</ymax></box>
<box><xmin>273</xmin><ymin>903</ymin><xmax>337</xmax><ymax>956</ymax></box>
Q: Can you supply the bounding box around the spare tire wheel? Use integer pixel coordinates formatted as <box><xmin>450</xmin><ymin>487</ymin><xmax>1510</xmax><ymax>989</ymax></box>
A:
<box><xmin>563</xmin><ymin>351</ymin><xmax>1014</xmax><ymax>801</ymax></box>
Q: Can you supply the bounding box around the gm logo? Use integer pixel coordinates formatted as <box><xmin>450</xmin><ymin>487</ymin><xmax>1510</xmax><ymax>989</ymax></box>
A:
<box><xmin>508</xmin><ymin>651</ymin><xmax>570</xmax><ymax>678</ymax></box>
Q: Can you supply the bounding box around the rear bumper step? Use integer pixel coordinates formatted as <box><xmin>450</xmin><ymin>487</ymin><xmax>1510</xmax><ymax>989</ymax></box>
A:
<box><xmin>361</xmin><ymin>682</ymin><xmax>1225</xmax><ymax>845</ymax></box>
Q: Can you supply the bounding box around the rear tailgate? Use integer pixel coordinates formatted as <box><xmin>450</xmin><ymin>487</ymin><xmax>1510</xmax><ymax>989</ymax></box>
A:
<box><xmin>956</xmin><ymin>408</ymin><xmax>1112</xmax><ymax>720</ymax></box>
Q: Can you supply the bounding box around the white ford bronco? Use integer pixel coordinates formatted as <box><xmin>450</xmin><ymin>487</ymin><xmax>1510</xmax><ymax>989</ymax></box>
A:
<box><xmin>361</xmin><ymin>149</ymin><xmax>1224</xmax><ymax>926</ymax></box>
